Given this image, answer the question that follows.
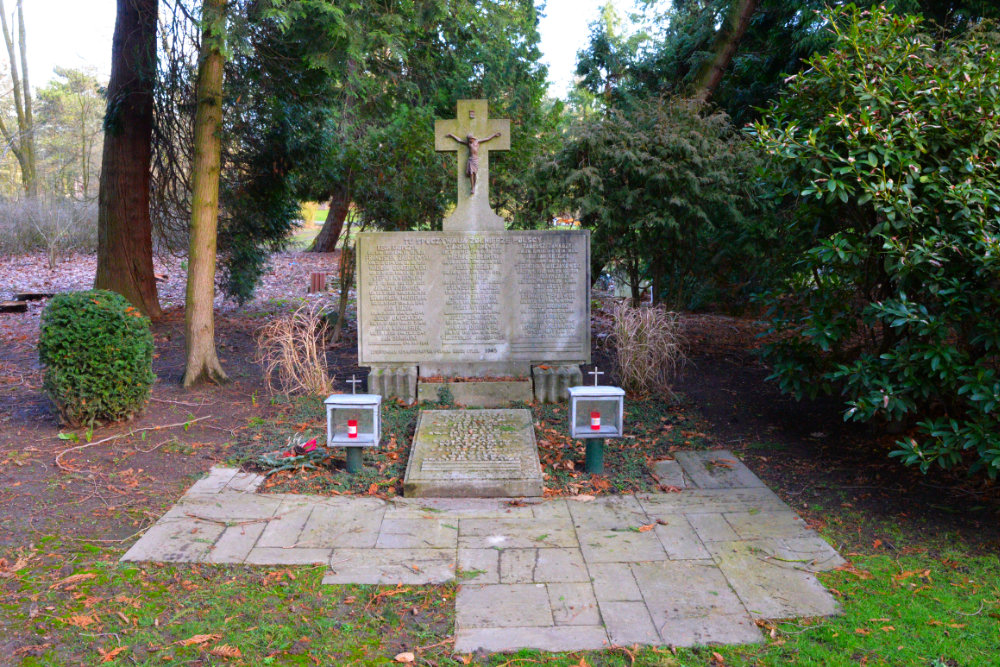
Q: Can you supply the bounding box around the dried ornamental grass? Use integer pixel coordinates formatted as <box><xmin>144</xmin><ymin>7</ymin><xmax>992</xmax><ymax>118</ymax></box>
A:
<box><xmin>608</xmin><ymin>303</ymin><xmax>686</xmax><ymax>397</ymax></box>
<box><xmin>255</xmin><ymin>303</ymin><xmax>335</xmax><ymax>396</ymax></box>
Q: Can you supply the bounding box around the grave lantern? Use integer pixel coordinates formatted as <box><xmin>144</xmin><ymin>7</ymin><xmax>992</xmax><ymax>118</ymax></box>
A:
<box><xmin>324</xmin><ymin>377</ymin><xmax>381</xmax><ymax>473</ymax></box>
<box><xmin>568</xmin><ymin>367</ymin><xmax>625</xmax><ymax>474</ymax></box>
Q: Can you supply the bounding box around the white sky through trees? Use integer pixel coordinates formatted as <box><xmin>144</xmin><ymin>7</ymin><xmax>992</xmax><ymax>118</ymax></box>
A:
<box><xmin>18</xmin><ymin>0</ymin><xmax>640</xmax><ymax>97</ymax></box>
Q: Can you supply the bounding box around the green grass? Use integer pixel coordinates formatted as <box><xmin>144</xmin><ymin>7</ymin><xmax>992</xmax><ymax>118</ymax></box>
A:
<box><xmin>1</xmin><ymin>540</ymin><xmax>457</xmax><ymax>665</ymax></box>
<box><xmin>2</xmin><ymin>538</ymin><xmax>996</xmax><ymax>665</ymax></box>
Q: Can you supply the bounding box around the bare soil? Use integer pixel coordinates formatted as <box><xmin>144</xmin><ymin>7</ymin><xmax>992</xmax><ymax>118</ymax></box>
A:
<box><xmin>1</xmin><ymin>250</ymin><xmax>997</xmax><ymax>559</ymax></box>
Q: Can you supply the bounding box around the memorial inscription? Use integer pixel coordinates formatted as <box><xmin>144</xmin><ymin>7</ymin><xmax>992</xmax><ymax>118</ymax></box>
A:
<box><xmin>357</xmin><ymin>230</ymin><xmax>590</xmax><ymax>366</ymax></box>
<box><xmin>403</xmin><ymin>409</ymin><xmax>544</xmax><ymax>497</ymax></box>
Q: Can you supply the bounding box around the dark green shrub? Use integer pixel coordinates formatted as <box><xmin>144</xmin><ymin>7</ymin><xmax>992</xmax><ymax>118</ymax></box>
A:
<box><xmin>753</xmin><ymin>8</ymin><xmax>1000</xmax><ymax>477</ymax></box>
<box><xmin>39</xmin><ymin>290</ymin><xmax>155</xmax><ymax>427</ymax></box>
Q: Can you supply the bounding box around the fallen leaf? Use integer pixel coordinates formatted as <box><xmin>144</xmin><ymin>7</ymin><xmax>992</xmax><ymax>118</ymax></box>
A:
<box><xmin>394</xmin><ymin>652</ymin><xmax>415</xmax><ymax>663</ymax></box>
<box><xmin>210</xmin><ymin>644</ymin><xmax>242</xmax><ymax>658</ymax></box>
<box><xmin>67</xmin><ymin>614</ymin><xmax>97</xmax><ymax>628</ymax></box>
<box><xmin>98</xmin><ymin>647</ymin><xmax>127</xmax><ymax>663</ymax></box>
<box><xmin>367</xmin><ymin>483</ymin><xmax>379</xmax><ymax>495</ymax></box>
<box><xmin>177</xmin><ymin>634</ymin><xmax>221</xmax><ymax>647</ymax></box>
<box><xmin>0</xmin><ymin>556</ymin><xmax>31</xmax><ymax>578</ymax></box>
<box><xmin>637</xmin><ymin>524</ymin><xmax>655</xmax><ymax>532</ymax></box>
<box><xmin>572</xmin><ymin>494</ymin><xmax>596</xmax><ymax>502</ymax></box>
<box><xmin>881</xmin><ymin>626</ymin><xmax>896</xmax><ymax>632</ymax></box>
<box><xmin>51</xmin><ymin>572</ymin><xmax>96</xmax><ymax>589</ymax></box>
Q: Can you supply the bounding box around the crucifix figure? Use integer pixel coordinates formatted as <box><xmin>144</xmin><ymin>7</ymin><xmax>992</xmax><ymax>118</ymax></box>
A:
<box><xmin>435</xmin><ymin>100</ymin><xmax>510</xmax><ymax>231</ymax></box>
<box><xmin>445</xmin><ymin>131</ymin><xmax>502</xmax><ymax>195</ymax></box>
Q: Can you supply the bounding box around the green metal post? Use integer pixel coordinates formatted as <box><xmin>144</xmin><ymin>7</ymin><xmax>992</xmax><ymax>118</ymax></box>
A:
<box><xmin>346</xmin><ymin>447</ymin><xmax>363</xmax><ymax>473</ymax></box>
<box><xmin>585</xmin><ymin>439</ymin><xmax>604</xmax><ymax>474</ymax></box>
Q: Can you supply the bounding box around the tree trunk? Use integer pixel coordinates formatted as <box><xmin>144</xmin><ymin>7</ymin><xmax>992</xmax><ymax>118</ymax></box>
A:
<box><xmin>0</xmin><ymin>0</ymin><xmax>37</xmax><ymax>197</ymax></box>
<box><xmin>692</xmin><ymin>0</ymin><xmax>760</xmax><ymax>103</ymax></box>
<box><xmin>627</xmin><ymin>257</ymin><xmax>641</xmax><ymax>308</ymax></box>
<box><xmin>182</xmin><ymin>0</ymin><xmax>228</xmax><ymax>388</ymax></box>
<box><xmin>330</xmin><ymin>242</ymin><xmax>354</xmax><ymax>344</ymax></box>
<box><xmin>309</xmin><ymin>187</ymin><xmax>349</xmax><ymax>252</ymax></box>
<box><xmin>93</xmin><ymin>0</ymin><xmax>162</xmax><ymax>319</ymax></box>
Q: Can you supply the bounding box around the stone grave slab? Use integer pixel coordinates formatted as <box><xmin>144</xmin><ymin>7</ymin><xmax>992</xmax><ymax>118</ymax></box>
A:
<box><xmin>403</xmin><ymin>409</ymin><xmax>544</xmax><ymax>497</ymax></box>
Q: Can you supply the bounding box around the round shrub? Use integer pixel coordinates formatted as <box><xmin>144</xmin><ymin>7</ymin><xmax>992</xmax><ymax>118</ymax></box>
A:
<box><xmin>39</xmin><ymin>290</ymin><xmax>155</xmax><ymax>427</ymax></box>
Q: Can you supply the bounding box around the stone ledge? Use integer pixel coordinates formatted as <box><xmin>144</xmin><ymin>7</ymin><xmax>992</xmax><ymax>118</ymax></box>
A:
<box><xmin>416</xmin><ymin>379</ymin><xmax>533</xmax><ymax>408</ymax></box>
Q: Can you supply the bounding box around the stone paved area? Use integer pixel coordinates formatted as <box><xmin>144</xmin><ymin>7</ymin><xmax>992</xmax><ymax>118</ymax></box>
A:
<box><xmin>122</xmin><ymin>450</ymin><xmax>845</xmax><ymax>653</ymax></box>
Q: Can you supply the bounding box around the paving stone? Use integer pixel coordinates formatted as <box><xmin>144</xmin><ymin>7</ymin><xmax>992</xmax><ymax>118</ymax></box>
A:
<box><xmin>534</xmin><ymin>548</ymin><xmax>589</xmax><ymax>583</ymax></box>
<box><xmin>638</xmin><ymin>488</ymin><xmax>786</xmax><ymax>516</ymax></box>
<box><xmin>185</xmin><ymin>467</ymin><xmax>239</xmax><ymax>495</ymax></box>
<box><xmin>376</xmin><ymin>518</ymin><xmax>459</xmax><ymax>549</ymax></box>
<box><xmin>530</xmin><ymin>500</ymin><xmax>572</xmax><ymax>522</ymax></box>
<box><xmin>577</xmin><ymin>529</ymin><xmax>668</xmax><ymax>563</ymax></box>
<box><xmin>653</xmin><ymin>516</ymin><xmax>711</xmax><ymax>560</ymax></box>
<box><xmin>324</xmin><ymin>548</ymin><xmax>455</xmax><ymax>584</ymax></box>
<box><xmin>599</xmin><ymin>600</ymin><xmax>660</xmax><ymax>645</ymax></box>
<box><xmin>674</xmin><ymin>451</ymin><xmax>765</xmax><ymax>490</ymax></box>
<box><xmin>588</xmin><ymin>562</ymin><xmax>642</xmax><ymax>601</ymax></box>
<box><xmin>255</xmin><ymin>502</ymin><xmax>314</xmax><ymax>548</ymax></box>
<box><xmin>207</xmin><ymin>522</ymin><xmax>266</xmax><ymax>563</ymax></box>
<box><xmin>121</xmin><ymin>519</ymin><xmax>223</xmax><ymax>563</ymax></box>
<box><xmin>245</xmin><ymin>547</ymin><xmax>332</xmax><ymax>565</ymax></box>
<box><xmin>567</xmin><ymin>495</ymin><xmax>649</xmax><ymax>531</ymax></box>
<box><xmin>385</xmin><ymin>497</ymin><xmax>533</xmax><ymax>519</ymax></box>
<box><xmin>456</xmin><ymin>584</ymin><xmax>552</xmax><ymax>628</ymax></box>
<box><xmin>297</xmin><ymin>501</ymin><xmax>385</xmax><ymax>548</ymax></box>
<box><xmin>164</xmin><ymin>492</ymin><xmax>281</xmax><ymax>521</ymax></box>
<box><xmin>686</xmin><ymin>513</ymin><xmax>740</xmax><ymax>542</ymax></box>
<box><xmin>547</xmin><ymin>583</ymin><xmax>601</xmax><ymax>626</ymax></box>
<box><xmin>652</xmin><ymin>460</ymin><xmax>686</xmax><ymax>488</ymax></box>
<box><xmin>458</xmin><ymin>548</ymin><xmax>499</xmax><ymax>583</ymax></box>
<box><xmin>657</xmin><ymin>613</ymin><xmax>763</xmax><ymax>647</ymax></box>
<box><xmin>723</xmin><ymin>511</ymin><xmax>812</xmax><ymax>540</ymax></box>
<box><xmin>458</xmin><ymin>518</ymin><xmax>577</xmax><ymax>549</ymax></box>
<box><xmin>224</xmin><ymin>471</ymin><xmax>266</xmax><ymax>494</ymax></box>
<box><xmin>707</xmin><ymin>541</ymin><xmax>840</xmax><ymax>619</ymax></box>
<box><xmin>499</xmin><ymin>548</ymin><xmax>536</xmax><ymax>583</ymax></box>
<box><xmin>454</xmin><ymin>626</ymin><xmax>608</xmax><ymax>653</ymax></box>
<box><xmin>631</xmin><ymin>560</ymin><xmax>748</xmax><ymax>622</ymax></box>
<box><xmin>743</xmin><ymin>536</ymin><xmax>846</xmax><ymax>572</ymax></box>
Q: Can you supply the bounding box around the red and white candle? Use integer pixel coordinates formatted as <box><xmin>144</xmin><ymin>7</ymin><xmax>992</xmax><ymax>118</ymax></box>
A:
<box><xmin>347</xmin><ymin>419</ymin><xmax>358</xmax><ymax>439</ymax></box>
<box><xmin>590</xmin><ymin>411</ymin><xmax>601</xmax><ymax>431</ymax></box>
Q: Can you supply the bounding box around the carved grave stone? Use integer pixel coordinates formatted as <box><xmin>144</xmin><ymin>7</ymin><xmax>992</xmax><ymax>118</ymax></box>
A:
<box><xmin>358</xmin><ymin>99</ymin><xmax>588</xmax><ymax>405</ymax></box>
<box><xmin>403</xmin><ymin>409</ymin><xmax>543</xmax><ymax>497</ymax></box>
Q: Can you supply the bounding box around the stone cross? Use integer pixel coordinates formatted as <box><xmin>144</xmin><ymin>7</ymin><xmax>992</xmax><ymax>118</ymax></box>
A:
<box><xmin>435</xmin><ymin>99</ymin><xmax>510</xmax><ymax>232</ymax></box>
<box><xmin>347</xmin><ymin>375</ymin><xmax>362</xmax><ymax>395</ymax></box>
<box><xmin>588</xmin><ymin>366</ymin><xmax>604</xmax><ymax>387</ymax></box>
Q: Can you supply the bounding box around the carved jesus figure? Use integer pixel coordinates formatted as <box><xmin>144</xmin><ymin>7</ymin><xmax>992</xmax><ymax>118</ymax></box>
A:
<box><xmin>446</xmin><ymin>131</ymin><xmax>501</xmax><ymax>195</ymax></box>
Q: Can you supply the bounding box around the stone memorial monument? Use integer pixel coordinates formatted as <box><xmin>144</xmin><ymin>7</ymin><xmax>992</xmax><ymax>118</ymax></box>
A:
<box><xmin>358</xmin><ymin>100</ymin><xmax>589</xmax><ymax>406</ymax></box>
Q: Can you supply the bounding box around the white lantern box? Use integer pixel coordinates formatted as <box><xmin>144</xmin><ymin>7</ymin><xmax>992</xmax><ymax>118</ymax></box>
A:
<box><xmin>324</xmin><ymin>394</ymin><xmax>381</xmax><ymax>447</ymax></box>
<box><xmin>567</xmin><ymin>386</ymin><xmax>625</xmax><ymax>439</ymax></box>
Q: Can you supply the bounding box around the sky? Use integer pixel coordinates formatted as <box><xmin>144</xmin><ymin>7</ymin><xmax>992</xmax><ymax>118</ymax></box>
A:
<box><xmin>17</xmin><ymin>0</ymin><xmax>640</xmax><ymax>98</ymax></box>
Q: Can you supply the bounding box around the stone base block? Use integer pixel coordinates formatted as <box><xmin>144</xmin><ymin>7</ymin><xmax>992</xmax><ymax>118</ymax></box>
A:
<box><xmin>417</xmin><ymin>379</ymin><xmax>533</xmax><ymax>407</ymax></box>
<box><xmin>532</xmin><ymin>364</ymin><xmax>583</xmax><ymax>403</ymax></box>
<box><xmin>367</xmin><ymin>365</ymin><xmax>417</xmax><ymax>404</ymax></box>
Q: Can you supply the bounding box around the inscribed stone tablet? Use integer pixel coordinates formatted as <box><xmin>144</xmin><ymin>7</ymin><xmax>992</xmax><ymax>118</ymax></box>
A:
<box><xmin>357</xmin><ymin>231</ymin><xmax>590</xmax><ymax>366</ymax></box>
<box><xmin>403</xmin><ymin>409</ymin><xmax>544</xmax><ymax>497</ymax></box>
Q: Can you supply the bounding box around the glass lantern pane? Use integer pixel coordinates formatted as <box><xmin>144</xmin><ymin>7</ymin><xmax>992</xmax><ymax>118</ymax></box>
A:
<box><xmin>330</xmin><ymin>406</ymin><xmax>376</xmax><ymax>445</ymax></box>
<box><xmin>575</xmin><ymin>398</ymin><xmax>621</xmax><ymax>437</ymax></box>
